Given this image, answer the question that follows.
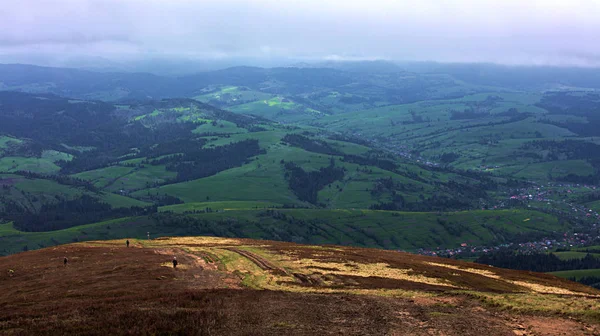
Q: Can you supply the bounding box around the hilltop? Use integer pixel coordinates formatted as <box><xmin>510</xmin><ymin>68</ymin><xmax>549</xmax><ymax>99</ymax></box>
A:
<box><xmin>1</xmin><ymin>237</ymin><xmax>599</xmax><ymax>335</ymax></box>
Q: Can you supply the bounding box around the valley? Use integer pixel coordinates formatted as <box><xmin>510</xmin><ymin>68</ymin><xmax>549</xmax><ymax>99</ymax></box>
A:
<box><xmin>3</xmin><ymin>1</ymin><xmax>600</xmax><ymax>334</ymax></box>
<box><xmin>2</xmin><ymin>62</ymin><xmax>600</xmax><ymax>293</ymax></box>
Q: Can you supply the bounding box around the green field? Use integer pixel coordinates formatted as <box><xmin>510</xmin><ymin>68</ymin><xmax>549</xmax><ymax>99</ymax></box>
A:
<box><xmin>302</xmin><ymin>91</ymin><xmax>595</xmax><ymax>181</ymax></box>
<box><xmin>573</xmin><ymin>245</ymin><xmax>600</xmax><ymax>252</ymax></box>
<box><xmin>0</xmin><ymin>173</ymin><xmax>148</xmax><ymax>213</ymax></box>
<box><xmin>229</xmin><ymin>98</ymin><xmax>324</xmax><ymax>122</ymax></box>
<box><xmin>99</xmin><ymin>192</ymin><xmax>152</xmax><ymax>208</ymax></box>
<box><xmin>552</xmin><ymin>251</ymin><xmax>600</xmax><ymax>260</ymax></box>
<box><xmin>0</xmin><ymin>157</ymin><xmax>61</xmax><ymax>174</ymax></box>
<box><xmin>0</xmin><ymin>175</ymin><xmax>84</xmax><ymax>211</ymax></box>
<box><xmin>74</xmin><ymin>164</ymin><xmax>176</xmax><ymax>192</ymax></box>
<box><xmin>185</xmin><ymin>208</ymin><xmax>565</xmax><ymax>249</ymax></box>
<box><xmin>0</xmin><ymin>135</ymin><xmax>23</xmax><ymax>149</ymax></box>
<box><xmin>193</xmin><ymin>86</ymin><xmax>274</xmax><ymax>106</ymax></box>
<box><xmin>550</xmin><ymin>269</ymin><xmax>600</xmax><ymax>280</ymax></box>
<box><xmin>193</xmin><ymin>120</ymin><xmax>247</xmax><ymax>134</ymax></box>
<box><xmin>0</xmin><ymin>218</ymin><xmax>155</xmax><ymax>255</ymax></box>
<box><xmin>74</xmin><ymin>166</ymin><xmax>136</xmax><ymax>188</ymax></box>
<box><xmin>131</xmin><ymin>136</ymin><xmax>439</xmax><ymax>208</ymax></box>
<box><xmin>0</xmin><ymin>208</ymin><xmax>564</xmax><ymax>256</ymax></box>
<box><xmin>41</xmin><ymin>150</ymin><xmax>73</xmax><ymax>162</ymax></box>
<box><xmin>0</xmin><ymin>148</ymin><xmax>73</xmax><ymax>174</ymax></box>
<box><xmin>159</xmin><ymin>201</ymin><xmax>282</xmax><ymax>212</ymax></box>
<box><xmin>495</xmin><ymin>160</ymin><xmax>594</xmax><ymax>180</ymax></box>
<box><xmin>134</xmin><ymin>158</ymin><xmax>299</xmax><ymax>204</ymax></box>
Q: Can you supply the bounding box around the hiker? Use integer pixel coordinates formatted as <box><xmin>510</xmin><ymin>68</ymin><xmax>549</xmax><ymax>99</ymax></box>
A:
<box><xmin>63</xmin><ymin>257</ymin><xmax>68</xmax><ymax>266</ymax></box>
<box><xmin>126</xmin><ymin>240</ymin><xmax>130</xmax><ymax>248</ymax></box>
<box><xmin>172</xmin><ymin>257</ymin><xmax>178</xmax><ymax>269</ymax></box>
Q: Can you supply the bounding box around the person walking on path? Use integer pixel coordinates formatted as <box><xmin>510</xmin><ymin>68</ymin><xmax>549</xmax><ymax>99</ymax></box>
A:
<box><xmin>172</xmin><ymin>257</ymin><xmax>178</xmax><ymax>269</ymax></box>
<box><xmin>63</xmin><ymin>257</ymin><xmax>68</xmax><ymax>266</ymax></box>
<box><xmin>126</xmin><ymin>240</ymin><xmax>130</xmax><ymax>248</ymax></box>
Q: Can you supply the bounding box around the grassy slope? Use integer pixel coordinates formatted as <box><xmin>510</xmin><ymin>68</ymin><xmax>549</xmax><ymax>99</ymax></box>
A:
<box><xmin>0</xmin><ymin>208</ymin><xmax>566</xmax><ymax>256</ymax></box>
<box><xmin>0</xmin><ymin>148</ymin><xmax>73</xmax><ymax>174</ymax></box>
<box><xmin>159</xmin><ymin>201</ymin><xmax>282</xmax><ymax>212</ymax></box>
<box><xmin>307</xmin><ymin>92</ymin><xmax>591</xmax><ymax>181</ymax></box>
<box><xmin>134</xmin><ymin>153</ymin><xmax>299</xmax><ymax>204</ymax></box>
<box><xmin>130</xmin><ymin>130</ymin><xmax>301</xmax><ymax>204</ymax></box>
<box><xmin>494</xmin><ymin>160</ymin><xmax>594</xmax><ymax>179</ymax></box>
<box><xmin>187</xmin><ymin>208</ymin><xmax>566</xmax><ymax>249</ymax></box>
<box><xmin>74</xmin><ymin>164</ymin><xmax>176</xmax><ymax>192</ymax></box>
<box><xmin>0</xmin><ymin>174</ymin><xmax>86</xmax><ymax>212</ymax></box>
<box><xmin>0</xmin><ymin>135</ymin><xmax>23</xmax><ymax>148</ymax></box>
<box><xmin>0</xmin><ymin>173</ymin><xmax>149</xmax><ymax>213</ymax></box>
<box><xmin>550</xmin><ymin>269</ymin><xmax>600</xmax><ymax>280</ymax></box>
<box><xmin>193</xmin><ymin>120</ymin><xmax>248</xmax><ymax>134</ymax></box>
<box><xmin>229</xmin><ymin>98</ymin><xmax>325</xmax><ymax>123</ymax></box>
<box><xmin>193</xmin><ymin>85</ymin><xmax>274</xmax><ymax>105</ymax></box>
<box><xmin>125</xmin><ymin>127</ymin><xmax>445</xmax><ymax>208</ymax></box>
<box><xmin>99</xmin><ymin>192</ymin><xmax>151</xmax><ymax>208</ymax></box>
<box><xmin>551</xmin><ymin>251</ymin><xmax>600</xmax><ymax>260</ymax></box>
<box><xmin>131</xmin><ymin>143</ymin><xmax>437</xmax><ymax>207</ymax></box>
<box><xmin>0</xmin><ymin>157</ymin><xmax>61</xmax><ymax>174</ymax></box>
<box><xmin>0</xmin><ymin>218</ymin><xmax>152</xmax><ymax>255</ymax></box>
<box><xmin>2</xmin><ymin>116</ymin><xmax>453</xmax><ymax>238</ymax></box>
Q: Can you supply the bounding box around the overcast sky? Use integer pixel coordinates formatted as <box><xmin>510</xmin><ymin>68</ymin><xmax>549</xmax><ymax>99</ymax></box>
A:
<box><xmin>1</xmin><ymin>0</ymin><xmax>600</xmax><ymax>67</ymax></box>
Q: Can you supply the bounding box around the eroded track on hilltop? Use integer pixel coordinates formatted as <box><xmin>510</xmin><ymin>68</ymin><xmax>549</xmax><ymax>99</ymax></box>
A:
<box><xmin>225</xmin><ymin>247</ymin><xmax>288</xmax><ymax>275</ymax></box>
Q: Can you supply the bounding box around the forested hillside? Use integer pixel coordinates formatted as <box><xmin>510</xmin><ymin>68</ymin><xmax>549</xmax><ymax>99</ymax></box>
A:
<box><xmin>1</xmin><ymin>63</ymin><xmax>600</xmax><ymax>276</ymax></box>
<box><xmin>0</xmin><ymin>90</ymin><xmax>570</xmax><ymax>256</ymax></box>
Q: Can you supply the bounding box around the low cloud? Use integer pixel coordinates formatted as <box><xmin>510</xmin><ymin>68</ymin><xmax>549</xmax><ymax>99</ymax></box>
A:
<box><xmin>1</xmin><ymin>0</ymin><xmax>599</xmax><ymax>67</ymax></box>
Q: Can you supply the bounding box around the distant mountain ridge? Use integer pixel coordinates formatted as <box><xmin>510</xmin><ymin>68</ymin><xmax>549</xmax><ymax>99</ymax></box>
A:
<box><xmin>3</xmin><ymin>62</ymin><xmax>600</xmax><ymax>103</ymax></box>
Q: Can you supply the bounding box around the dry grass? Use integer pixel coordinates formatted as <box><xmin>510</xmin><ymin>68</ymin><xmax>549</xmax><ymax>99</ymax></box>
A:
<box><xmin>508</xmin><ymin>281</ymin><xmax>580</xmax><ymax>295</ymax></box>
<box><xmin>425</xmin><ymin>262</ymin><xmax>502</xmax><ymax>279</ymax></box>
<box><xmin>288</xmin><ymin>259</ymin><xmax>460</xmax><ymax>288</ymax></box>
<box><xmin>424</xmin><ymin>262</ymin><xmax>596</xmax><ymax>296</ymax></box>
<box><xmin>465</xmin><ymin>291</ymin><xmax>600</xmax><ymax>321</ymax></box>
<box><xmin>4</xmin><ymin>236</ymin><xmax>599</xmax><ymax>335</ymax></box>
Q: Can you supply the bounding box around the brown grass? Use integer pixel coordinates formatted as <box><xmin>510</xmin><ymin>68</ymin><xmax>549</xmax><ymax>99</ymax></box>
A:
<box><xmin>1</xmin><ymin>237</ymin><xmax>600</xmax><ymax>335</ymax></box>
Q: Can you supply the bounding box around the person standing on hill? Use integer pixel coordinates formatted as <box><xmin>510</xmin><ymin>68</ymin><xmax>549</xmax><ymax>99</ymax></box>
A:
<box><xmin>172</xmin><ymin>257</ymin><xmax>178</xmax><ymax>269</ymax></box>
<box><xmin>126</xmin><ymin>240</ymin><xmax>130</xmax><ymax>248</ymax></box>
<box><xmin>63</xmin><ymin>257</ymin><xmax>68</xmax><ymax>266</ymax></box>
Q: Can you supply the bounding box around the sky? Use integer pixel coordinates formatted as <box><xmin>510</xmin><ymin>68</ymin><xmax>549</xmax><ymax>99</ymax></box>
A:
<box><xmin>1</xmin><ymin>0</ymin><xmax>600</xmax><ymax>68</ymax></box>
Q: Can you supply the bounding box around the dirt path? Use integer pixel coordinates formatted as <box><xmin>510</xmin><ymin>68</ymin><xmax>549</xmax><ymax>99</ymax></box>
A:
<box><xmin>225</xmin><ymin>247</ymin><xmax>288</xmax><ymax>275</ymax></box>
<box><xmin>2</xmin><ymin>243</ymin><xmax>600</xmax><ymax>335</ymax></box>
<box><xmin>153</xmin><ymin>247</ymin><xmax>240</xmax><ymax>289</ymax></box>
<box><xmin>194</xmin><ymin>250</ymin><xmax>218</xmax><ymax>264</ymax></box>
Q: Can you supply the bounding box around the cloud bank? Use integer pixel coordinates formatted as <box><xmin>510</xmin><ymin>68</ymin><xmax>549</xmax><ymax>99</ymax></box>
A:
<box><xmin>1</xmin><ymin>0</ymin><xmax>599</xmax><ymax>67</ymax></box>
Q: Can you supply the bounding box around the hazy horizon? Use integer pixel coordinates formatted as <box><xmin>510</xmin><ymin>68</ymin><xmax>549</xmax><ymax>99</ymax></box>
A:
<box><xmin>1</xmin><ymin>0</ymin><xmax>600</xmax><ymax>70</ymax></box>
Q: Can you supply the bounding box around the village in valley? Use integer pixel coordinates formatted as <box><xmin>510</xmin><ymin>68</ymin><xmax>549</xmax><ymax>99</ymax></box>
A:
<box><xmin>417</xmin><ymin>182</ymin><xmax>600</xmax><ymax>259</ymax></box>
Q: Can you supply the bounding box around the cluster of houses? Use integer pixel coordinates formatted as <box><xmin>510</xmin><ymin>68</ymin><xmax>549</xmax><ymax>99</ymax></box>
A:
<box><xmin>416</xmin><ymin>232</ymin><xmax>599</xmax><ymax>259</ymax></box>
<box><xmin>416</xmin><ymin>183</ymin><xmax>600</xmax><ymax>258</ymax></box>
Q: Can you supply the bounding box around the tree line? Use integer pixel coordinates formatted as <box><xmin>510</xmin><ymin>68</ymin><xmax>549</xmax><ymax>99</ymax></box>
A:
<box><xmin>152</xmin><ymin>139</ymin><xmax>263</xmax><ymax>183</ymax></box>
<box><xmin>476</xmin><ymin>251</ymin><xmax>600</xmax><ymax>273</ymax></box>
<box><xmin>282</xmin><ymin>134</ymin><xmax>343</xmax><ymax>156</ymax></box>
<box><xmin>8</xmin><ymin>195</ymin><xmax>156</xmax><ymax>232</ymax></box>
